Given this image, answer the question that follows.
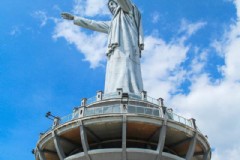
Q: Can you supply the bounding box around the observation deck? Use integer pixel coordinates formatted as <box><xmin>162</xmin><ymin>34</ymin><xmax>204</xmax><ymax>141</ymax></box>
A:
<box><xmin>34</xmin><ymin>89</ymin><xmax>211</xmax><ymax>160</ymax></box>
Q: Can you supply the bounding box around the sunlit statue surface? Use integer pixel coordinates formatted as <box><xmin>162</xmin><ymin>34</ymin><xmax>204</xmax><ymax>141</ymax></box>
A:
<box><xmin>62</xmin><ymin>0</ymin><xmax>144</xmax><ymax>94</ymax></box>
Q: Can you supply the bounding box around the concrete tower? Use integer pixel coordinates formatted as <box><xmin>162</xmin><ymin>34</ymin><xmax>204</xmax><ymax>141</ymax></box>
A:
<box><xmin>34</xmin><ymin>89</ymin><xmax>211</xmax><ymax>160</ymax></box>
<box><xmin>34</xmin><ymin>1</ymin><xmax>211</xmax><ymax>159</ymax></box>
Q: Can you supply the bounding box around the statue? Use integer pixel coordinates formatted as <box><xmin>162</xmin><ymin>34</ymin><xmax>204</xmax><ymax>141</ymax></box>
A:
<box><xmin>61</xmin><ymin>0</ymin><xmax>144</xmax><ymax>94</ymax></box>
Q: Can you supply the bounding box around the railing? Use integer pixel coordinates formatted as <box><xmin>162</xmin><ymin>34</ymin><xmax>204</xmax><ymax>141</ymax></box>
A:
<box><xmin>146</xmin><ymin>95</ymin><xmax>160</xmax><ymax>106</ymax></box>
<box><xmin>128</xmin><ymin>105</ymin><xmax>161</xmax><ymax>117</ymax></box>
<box><xmin>84</xmin><ymin>104</ymin><xmax>122</xmax><ymax>117</ymax></box>
<box><xmin>128</xmin><ymin>93</ymin><xmax>141</xmax><ymax>100</ymax></box>
<box><xmin>83</xmin><ymin>104</ymin><xmax>162</xmax><ymax>118</ymax></box>
<box><xmin>166</xmin><ymin>110</ymin><xmax>193</xmax><ymax>127</ymax></box>
<box><xmin>86</xmin><ymin>96</ymin><xmax>97</xmax><ymax>105</ymax></box>
<box><xmin>59</xmin><ymin>114</ymin><xmax>73</xmax><ymax>125</ymax></box>
<box><xmin>102</xmin><ymin>92</ymin><xmax>119</xmax><ymax>100</ymax></box>
<box><xmin>86</xmin><ymin>92</ymin><xmax>160</xmax><ymax>106</ymax></box>
<box><xmin>43</xmin><ymin>92</ymin><xmax>195</xmax><ymax>134</ymax></box>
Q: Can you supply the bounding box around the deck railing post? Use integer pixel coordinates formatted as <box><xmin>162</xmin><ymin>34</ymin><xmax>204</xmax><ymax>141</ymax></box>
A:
<box><xmin>96</xmin><ymin>91</ymin><xmax>103</xmax><ymax>101</ymax></box>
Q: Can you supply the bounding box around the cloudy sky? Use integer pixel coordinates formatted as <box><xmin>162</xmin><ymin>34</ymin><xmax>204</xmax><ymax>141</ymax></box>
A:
<box><xmin>1</xmin><ymin>0</ymin><xmax>240</xmax><ymax>159</ymax></box>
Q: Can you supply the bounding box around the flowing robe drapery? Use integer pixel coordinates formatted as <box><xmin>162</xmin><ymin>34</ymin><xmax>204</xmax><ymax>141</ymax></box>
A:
<box><xmin>73</xmin><ymin>0</ymin><xmax>144</xmax><ymax>94</ymax></box>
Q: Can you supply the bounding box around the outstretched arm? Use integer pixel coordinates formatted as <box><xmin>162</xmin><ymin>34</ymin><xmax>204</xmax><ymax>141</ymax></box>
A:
<box><xmin>116</xmin><ymin>0</ymin><xmax>132</xmax><ymax>13</ymax></box>
<box><xmin>61</xmin><ymin>13</ymin><xmax>110</xmax><ymax>34</ymax></box>
<box><xmin>74</xmin><ymin>17</ymin><xmax>110</xmax><ymax>34</ymax></box>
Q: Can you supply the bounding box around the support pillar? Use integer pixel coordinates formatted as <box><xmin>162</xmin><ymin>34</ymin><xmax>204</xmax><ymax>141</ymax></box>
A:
<box><xmin>122</xmin><ymin>115</ymin><xmax>127</xmax><ymax>160</ymax></box>
<box><xmin>185</xmin><ymin>132</ymin><xmax>198</xmax><ymax>160</ymax></box>
<box><xmin>85</xmin><ymin>127</ymin><xmax>102</xmax><ymax>148</ymax></box>
<box><xmin>37</xmin><ymin>146</ymin><xmax>46</xmax><ymax>160</ymax></box>
<box><xmin>155</xmin><ymin>120</ymin><xmax>167</xmax><ymax>160</ymax></box>
<box><xmin>80</xmin><ymin>121</ymin><xmax>91</xmax><ymax>160</ymax></box>
<box><xmin>203</xmin><ymin>149</ymin><xmax>210</xmax><ymax>160</ymax></box>
<box><xmin>52</xmin><ymin>131</ymin><xmax>66</xmax><ymax>160</ymax></box>
<box><xmin>33</xmin><ymin>149</ymin><xmax>37</xmax><ymax>160</ymax></box>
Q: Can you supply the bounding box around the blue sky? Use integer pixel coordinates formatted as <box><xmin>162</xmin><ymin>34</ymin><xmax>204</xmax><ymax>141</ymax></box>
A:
<box><xmin>1</xmin><ymin>0</ymin><xmax>240</xmax><ymax>159</ymax></box>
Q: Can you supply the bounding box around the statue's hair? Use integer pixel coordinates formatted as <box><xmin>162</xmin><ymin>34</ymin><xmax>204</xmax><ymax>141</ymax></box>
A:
<box><xmin>108</xmin><ymin>0</ymin><xmax>118</xmax><ymax>14</ymax></box>
<box><xmin>108</xmin><ymin>0</ymin><xmax>118</xmax><ymax>6</ymax></box>
<box><xmin>108</xmin><ymin>0</ymin><xmax>117</xmax><ymax>3</ymax></box>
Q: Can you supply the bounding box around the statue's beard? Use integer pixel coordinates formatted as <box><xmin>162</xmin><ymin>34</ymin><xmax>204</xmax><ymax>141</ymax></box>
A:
<box><xmin>109</xmin><ymin>7</ymin><xmax>117</xmax><ymax>14</ymax></box>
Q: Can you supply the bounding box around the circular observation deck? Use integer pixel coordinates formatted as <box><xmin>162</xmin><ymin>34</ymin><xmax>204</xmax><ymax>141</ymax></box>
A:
<box><xmin>34</xmin><ymin>90</ymin><xmax>211</xmax><ymax>160</ymax></box>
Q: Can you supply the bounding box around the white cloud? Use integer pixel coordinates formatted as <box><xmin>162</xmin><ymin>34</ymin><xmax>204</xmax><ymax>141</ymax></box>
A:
<box><xmin>52</xmin><ymin>0</ymin><xmax>111</xmax><ymax>68</ymax></box>
<box><xmin>227</xmin><ymin>147</ymin><xmax>240</xmax><ymax>160</ymax></box>
<box><xmin>141</xmin><ymin>1</ymin><xmax>240</xmax><ymax>159</ymax></box>
<box><xmin>235</xmin><ymin>0</ymin><xmax>240</xmax><ymax>18</ymax></box>
<box><xmin>72</xmin><ymin>0</ymin><xmax>110</xmax><ymax>17</ymax></box>
<box><xmin>167</xmin><ymin>0</ymin><xmax>240</xmax><ymax>159</ymax></box>
<box><xmin>211</xmin><ymin>0</ymin><xmax>240</xmax><ymax>82</ymax></box>
<box><xmin>212</xmin><ymin>146</ymin><xmax>240</xmax><ymax>160</ymax></box>
<box><xmin>141</xmin><ymin>19</ymin><xmax>207</xmax><ymax>99</ymax></box>
<box><xmin>53</xmin><ymin>20</ymin><xmax>107</xmax><ymax>68</ymax></box>
<box><xmin>53</xmin><ymin>5</ymin><xmax>61</xmax><ymax>12</ymax></box>
<box><xmin>151</xmin><ymin>12</ymin><xmax>160</xmax><ymax>23</ymax></box>
<box><xmin>170</xmin><ymin>77</ymin><xmax>240</xmax><ymax>147</ymax></box>
<box><xmin>33</xmin><ymin>11</ymin><xmax>48</xmax><ymax>27</ymax></box>
<box><xmin>141</xmin><ymin>36</ymin><xmax>189</xmax><ymax>99</ymax></box>
<box><xmin>221</xmin><ymin>21</ymin><xmax>240</xmax><ymax>82</ymax></box>
<box><xmin>179</xmin><ymin>19</ymin><xmax>207</xmax><ymax>40</ymax></box>
<box><xmin>211</xmin><ymin>147</ymin><xmax>240</xmax><ymax>160</ymax></box>
<box><xmin>10</xmin><ymin>26</ymin><xmax>21</xmax><ymax>36</ymax></box>
<box><xmin>211</xmin><ymin>40</ymin><xmax>225</xmax><ymax>57</ymax></box>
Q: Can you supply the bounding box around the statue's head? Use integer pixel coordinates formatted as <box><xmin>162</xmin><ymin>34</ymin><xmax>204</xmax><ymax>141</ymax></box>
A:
<box><xmin>108</xmin><ymin>0</ymin><xmax>118</xmax><ymax>15</ymax></box>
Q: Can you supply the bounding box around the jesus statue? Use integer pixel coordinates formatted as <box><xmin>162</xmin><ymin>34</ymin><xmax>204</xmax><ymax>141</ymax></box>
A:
<box><xmin>61</xmin><ymin>0</ymin><xmax>144</xmax><ymax>94</ymax></box>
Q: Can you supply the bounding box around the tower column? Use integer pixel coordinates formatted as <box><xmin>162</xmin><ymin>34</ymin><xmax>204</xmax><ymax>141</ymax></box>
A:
<box><xmin>203</xmin><ymin>149</ymin><xmax>211</xmax><ymax>160</ymax></box>
<box><xmin>80</xmin><ymin>120</ymin><xmax>91</xmax><ymax>160</ymax></box>
<box><xmin>156</xmin><ymin>119</ymin><xmax>167</xmax><ymax>160</ymax></box>
<box><xmin>185</xmin><ymin>132</ymin><xmax>198</xmax><ymax>160</ymax></box>
<box><xmin>122</xmin><ymin>115</ymin><xmax>127</xmax><ymax>160</ymax></box>
<box><xmin>52</xmin><ymin>131</ymin><xmax>66</xmax><ymax>160</ymax></box>
<box><xmin>37</xmin><ymin>146</ymin><xmax>47</xmax><ymax>160</ymax></box>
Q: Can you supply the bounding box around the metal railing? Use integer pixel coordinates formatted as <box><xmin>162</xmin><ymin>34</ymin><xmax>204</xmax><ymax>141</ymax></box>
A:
<box><xmin>102</xmin><ymin>92</ymin><xmax>119</xmax><ymax>100</ymax></box>
<box><xmin>128</xmin><ymin>93</ymin><xmax>141</xmax><ymax>100</ymax></box>
<box><xmin>85</xmin><ymin>92</ymin><xmax>160</xmax><ymax>106</ymax></box>
<box><xmin>86</xmin><ymin>96</ymin><xmax>97</xmax><ymax>105</ymax></box>
<box><xmin>146</xmin><ymin>95</ymin><xmax>160</xmax><ymax>106</ymax></box>
<box><xmin>60</xmin><ymin>114</ymin><xmax>75</xmax><ymax>125</ymax></box>
<box><xmin>166</xmin><ymin>110</ymin><xmax>193</xmax><ymax>127</ymax></box>
<box><xmin>84</xmin><ymin>104</ymin><xmax>122</xmax><ymax>117</ymax></box>
<box><xmin>43</xmin><ymin>92</ymin><xmax>195</xmax><ymax>134</ymax></box>
<box><xmin>127</xmin><ymin>105</ymin><xmax>162</xmax><ymax>117</ymax></box>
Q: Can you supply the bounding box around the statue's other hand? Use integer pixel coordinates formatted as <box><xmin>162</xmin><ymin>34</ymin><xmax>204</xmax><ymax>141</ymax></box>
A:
<box><xmin>61</xmin><ymin>12</ymin><xmax>74</xmax><ymax>20</ymax></box>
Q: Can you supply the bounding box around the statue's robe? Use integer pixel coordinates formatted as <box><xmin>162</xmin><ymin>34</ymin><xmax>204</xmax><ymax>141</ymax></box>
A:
<box><xmin>74</xmin><ymin>0</ymin><xmax>144</xmax><ymax>94</ymax></box>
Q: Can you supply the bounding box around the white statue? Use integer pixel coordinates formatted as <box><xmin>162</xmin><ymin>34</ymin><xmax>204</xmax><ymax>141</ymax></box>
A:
<box><xmin>62</xmin><ymin>0</ymin><xmax>144</xmax><ymax>94</ymax></box>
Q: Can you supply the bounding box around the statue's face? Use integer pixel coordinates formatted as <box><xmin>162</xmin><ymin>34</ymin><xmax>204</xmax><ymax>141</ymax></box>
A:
<box><xmin>108</xmin><ymin>0</ymin><xmax>118</xmax><ymax>14</ymax></box>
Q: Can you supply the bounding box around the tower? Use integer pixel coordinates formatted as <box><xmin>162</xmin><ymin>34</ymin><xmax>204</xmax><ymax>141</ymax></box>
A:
<box><xmin>34</xmin><ymin>1</ymin><xmax>211</xmax><ymax>159</ymax></box>
<box><xmin>34</xmin><ymin>89</ymin><xmax>211</xmax><ymax>160</ymax></box>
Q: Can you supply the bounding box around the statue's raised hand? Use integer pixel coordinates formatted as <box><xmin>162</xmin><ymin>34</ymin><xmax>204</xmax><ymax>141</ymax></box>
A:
<box><xmin>61</xmin><ymin>12</ymin><xmax>74</xmax><ymax>20</ymax></box>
